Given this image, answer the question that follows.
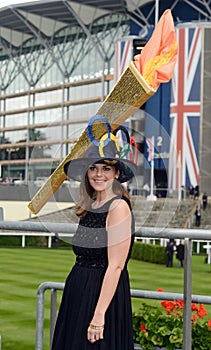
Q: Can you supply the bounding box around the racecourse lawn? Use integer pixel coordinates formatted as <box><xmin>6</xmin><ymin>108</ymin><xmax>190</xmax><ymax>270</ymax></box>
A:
<box><xmin>0</xmin><ymin>248</ymin><xmax>211</xmax><ymax>350</ymax></box>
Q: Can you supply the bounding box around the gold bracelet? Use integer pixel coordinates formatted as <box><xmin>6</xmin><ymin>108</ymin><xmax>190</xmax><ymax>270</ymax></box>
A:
<box><xmin>89</xmin><ymin>323</ymin><xmax>104</xmax><ymax>330</ymax></box>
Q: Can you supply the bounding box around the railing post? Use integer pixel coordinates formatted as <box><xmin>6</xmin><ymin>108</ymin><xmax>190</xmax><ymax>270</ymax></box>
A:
<box><xmin>36</xmin><ymin>285</ymin><xmax>45</xmax><ymax>350</ymax></box>
<box><xmin>36</xmin><ymin>282</ymin><xmax>65</xmax><ymax>350</ymax></box>
<box><xmin>183</xmin><ymin>238</ymin><xmax>192</xmax><ymax>350</ymax></box>
<box><xmin>0</xmin><ymin>207</ymin><xmax>4</xmax><ymax>221</ymax></box>
<box><xmin>196</xmin><ymin>241</ymin><xmax>200</xmax><ymax>254</ymax></box>
<box><xmin>50</xmin><ymin>289</ymin><xmax>57</xmax><ymax>348</ymax></box>
<box><xmin>48</xmin><ymin>236</ymin><xmax>52</xmax><ymax>248</ymax></box>
<box><xmin>22</xmin><ymin>235</ymin><xmax>25</xmax><ymax>247</ymax></box>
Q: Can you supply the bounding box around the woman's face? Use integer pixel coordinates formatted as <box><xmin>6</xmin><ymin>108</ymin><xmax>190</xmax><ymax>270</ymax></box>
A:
<box><xmin>87</xmin><ymin>163</ymin><xmax>118</xmax><ymax>193</ymax></box>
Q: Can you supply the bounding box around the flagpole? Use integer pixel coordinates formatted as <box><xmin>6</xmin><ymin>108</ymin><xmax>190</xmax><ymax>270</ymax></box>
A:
<box><xmin>155</xmin><ymin>0</ymin><xmax>159</xmax><ymax>25</ymax></box>
<box><xmin>178</xmin><ymin>151</ymin><xmax>182</xmax><ymax>201</ymax></box>
<box><xmin>147</xmin><ymin>136</ymin><xmax>157</xmax><ymax>201</ymax></box>
<box><xmin>150</xmin><ymin>156</ymin><xmax>155</xmax><ymax>196</ymax></box>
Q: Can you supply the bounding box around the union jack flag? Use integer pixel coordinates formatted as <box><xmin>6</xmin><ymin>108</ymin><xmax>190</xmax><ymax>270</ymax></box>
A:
<box><xmin>169</xmin><ymin>26</ymin><xmax>201</xmax><ymax>189</ymax></box>
<box><xmin>115</xmin><ymin>38</ymin><xmax>133</xmax><ymax>81</ymax></box>
<box><xmin>146</xmin><ymin>136</ymin><xmax>154</xmax><ymax>162</ymax></box>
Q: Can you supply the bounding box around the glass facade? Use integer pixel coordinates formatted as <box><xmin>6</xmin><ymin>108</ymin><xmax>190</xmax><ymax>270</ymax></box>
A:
<box><xmin>0</xmin><ymin>14</ymin><xmax>130</xmax><ymax>181</ymax></box>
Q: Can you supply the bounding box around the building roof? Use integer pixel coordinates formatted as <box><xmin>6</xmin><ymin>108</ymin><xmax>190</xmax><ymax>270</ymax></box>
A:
<box><xmin>0</xmin><ymin>0</ymin><xmax>210</xmax><ymax>56</ymax></box>
<box><xmin>28</xmin><ymin>205</ymin><xmax>78</xmax><ymax>224</ymax></box>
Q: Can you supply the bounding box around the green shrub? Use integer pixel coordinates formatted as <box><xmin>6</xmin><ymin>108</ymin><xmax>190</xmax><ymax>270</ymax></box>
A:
<box><xmin>131</xmin><ymin>241</ymin><xmax>166</xmax><ymax>264</ymax></box>
<box><xmin>0</xmin><ymin>235</ymin><xmax>71</xmax><ymax>248</ymax></box>
<box><xmin>192</xmin><ymin>241</ymin><xmax>207</xmax><ymax>254</ymax></box>
<box><xmin>0</xmin><ymin>235</ymin><xmax>21</xmax><ymax>247</ymax></box>
<box><xmin>133</xmin><ymin>300</ymin><xmax>211</xmax><ymax>349</ymax></box>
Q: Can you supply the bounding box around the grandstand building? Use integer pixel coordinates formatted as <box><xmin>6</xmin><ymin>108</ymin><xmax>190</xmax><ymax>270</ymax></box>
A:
<box><xmin>0</xmin><ymin>0</ymin><xmax>210</xmax><ymax>194</ymax></box>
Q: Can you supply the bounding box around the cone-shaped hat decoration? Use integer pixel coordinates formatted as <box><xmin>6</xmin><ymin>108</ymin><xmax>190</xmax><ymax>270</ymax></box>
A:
<box><xmin>28</xmin><ymin>9</ymin><xmax>177</xmax><ymax>214</ymax></box>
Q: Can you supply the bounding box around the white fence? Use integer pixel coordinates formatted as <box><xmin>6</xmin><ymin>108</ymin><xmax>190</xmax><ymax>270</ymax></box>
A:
<box><xmin>1</xmin><ymin>220</ymin><xmax>211</xmax><ymax>350</ymax></box>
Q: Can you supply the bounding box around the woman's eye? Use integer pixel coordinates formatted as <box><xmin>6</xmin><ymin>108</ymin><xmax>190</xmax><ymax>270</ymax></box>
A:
<box><xmin>88</xmin><ymin>166</ymin><xmax>112</xmax><ymax>172</ymax></box>
<box><xmin>103</xmin><ymin>167</ymin><xmax>111</xmax><ymax>172</ymax></box>
<box><xmin>89</xmin><ymin>166</ymin><xmax>96</xmax><ymax>171</ymax></box>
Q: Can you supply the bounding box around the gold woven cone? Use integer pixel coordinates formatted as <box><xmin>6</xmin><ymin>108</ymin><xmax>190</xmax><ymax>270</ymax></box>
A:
<box><xmin>28</xmin><ymin>61</ymin><xmax>156</xmax><ymax>214</ymax></box>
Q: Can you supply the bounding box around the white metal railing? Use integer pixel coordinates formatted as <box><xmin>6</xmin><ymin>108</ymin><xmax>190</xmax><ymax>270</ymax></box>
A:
<box><xmin>1</xmin><ymin>219</ymin><xmax>211</xmax><ymax>350</ymax></box>
<box><xmin>0</xmin><ymin>231</ymin><xmax>74</xmax><ymax>248</ymax></box>
<box><xmin>36</xmin><ymin>282</ymin><xmax>211</xmax><ymax>350</ymax></box>
<box><xmin>1</xmin><ymin>232</ymin><xmax>210</xmax><ymax>260</ymax></box>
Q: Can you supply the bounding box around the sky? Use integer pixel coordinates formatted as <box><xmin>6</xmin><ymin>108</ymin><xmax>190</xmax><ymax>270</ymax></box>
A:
<box><xmin>0</xmin><ymin>0</ymin><xmax>40</xmax><ymax>9</ymax></box>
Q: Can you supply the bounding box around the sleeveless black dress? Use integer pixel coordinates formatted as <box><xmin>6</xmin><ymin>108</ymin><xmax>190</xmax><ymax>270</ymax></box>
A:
<box><xmin>52</xmin><ymin>196</ymin><xmax>135</xmax><ymax>350</ymax></box>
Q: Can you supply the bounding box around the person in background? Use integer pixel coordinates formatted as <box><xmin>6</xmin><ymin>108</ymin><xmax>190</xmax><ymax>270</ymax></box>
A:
<box><xmin>165</xmin><ymin>239</ymin><xmax>175</xmax><ymax>267</ymax></box>
<box><xmin>202</xmin><ymin>192</ymin><xmax>208</xmax><ymax>210</ymax></box>
<box><xmin>195</xmin><ymin>205</ymin><xmax>201</xmax><ymax>227</ymax></box>
<box><xmin>181</xmin><ymin>185</ymin><xmax>185</xmax><ymax>200</ymax></box>
<box><xmin>194</xmin><ymin>185</ymin><xmax>199</xmax><ymax>200</ymax></box>
<box><xmin>189</xmin><ymin>184</ymin><xmax>194</xmax><ymax>199</ymax></box>
<box><xmin>53</xmin><ymin>233</ymin><xmax>59</xmax><ymax>249</ymax></box>
<box><xmin>176</xmin><ymin>240</ymin><xmax>185</xmax><ymax>267</ymax></box>
<box><xmin>51</xmin><ymin>122</ymin><xmax>137</xmax><ymax>350</ymax></box>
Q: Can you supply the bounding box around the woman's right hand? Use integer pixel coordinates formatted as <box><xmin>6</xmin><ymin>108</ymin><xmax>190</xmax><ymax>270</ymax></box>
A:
<box><xmin>87</xmin><ymin>323</ymin><xmax>104</xmax><ymax>343</ymax></box>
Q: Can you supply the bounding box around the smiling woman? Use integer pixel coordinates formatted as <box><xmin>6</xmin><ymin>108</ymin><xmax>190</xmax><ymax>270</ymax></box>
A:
<box><xmin>51</xmin><ymin>116</ymin><xmax>137</xmax><ymax>350</ymax></box>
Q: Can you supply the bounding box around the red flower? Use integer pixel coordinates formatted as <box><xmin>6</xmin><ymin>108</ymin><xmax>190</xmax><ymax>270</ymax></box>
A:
<box><xmin>191</xmin><ymin>303</ymin><xmax>199</xmax><ymax>311</ymax></box>
<box><xmin>208</xmin><ymin>318</ymin><xmax>211</xmax><ymax>329</ymax></box>
<box><xmin>174</xmin><ymin>300</ymin><xmax>184</xmax><ymax>309</ymax></box>
<box><xmin>160</xmin><ymin>298</ymin><xmax>209</xmax><ymax>325</ymax></box>
<box><xmin>192</xmin><ymin>313</ymin><xmax>199</xmax><ymax>326</ymax></box>
<box><xmin>157</xmin><ymin>288</ymin><xmax>164</xmax><ymax>292</ymax></box>
<box><xmin>197</xmin><ymin>304</ymin><xmax>208</xmax><ymax>318</ymax></box>
<box><xmin>161</xmin><ymin>300</ymin><xmax>175</xmax><ymax>313</ymax></box>
<box><xmin>140</xmin><ymin>323</ymin><xmax>146</xmax><ymax>331</ymax></box>
<box><xmin>192</xmin><ymin>314</ymin><xmax>199</xmax><ymax>321</ymax></box>
<box><xmin>161</xmin><ymin>300</ymin><xmax>169</xmax><ymax>307</ymax></box>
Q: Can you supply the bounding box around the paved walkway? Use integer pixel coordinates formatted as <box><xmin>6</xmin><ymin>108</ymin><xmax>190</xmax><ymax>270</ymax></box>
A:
<box><xmin>0</xmin><ymin>201</ymin><xmax>73</xmax><ymax>221</ymax></box>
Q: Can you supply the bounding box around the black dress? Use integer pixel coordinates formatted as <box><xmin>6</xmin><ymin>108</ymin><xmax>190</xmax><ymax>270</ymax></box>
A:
<box><xmin>52</xmin><ymin>195</ymin><xmax>135</xmax><ymax>350</ymax></box>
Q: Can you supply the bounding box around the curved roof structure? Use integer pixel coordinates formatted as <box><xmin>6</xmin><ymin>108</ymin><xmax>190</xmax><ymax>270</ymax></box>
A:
<box><xmin>0</xmin><ymin>0</ymin><xmax>210</xmax><ymax>193</ymax></box>
<box><xmin>0</xmin><ymin>0</ymin><xmax>210</xmax><ymax>55</ymax></box>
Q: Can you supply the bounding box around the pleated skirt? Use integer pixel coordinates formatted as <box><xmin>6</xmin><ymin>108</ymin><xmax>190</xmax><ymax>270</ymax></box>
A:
<box><xmin>51</xmin><ymin>264</ymin><xmax>134</xmax><ymax>350</ymax></box>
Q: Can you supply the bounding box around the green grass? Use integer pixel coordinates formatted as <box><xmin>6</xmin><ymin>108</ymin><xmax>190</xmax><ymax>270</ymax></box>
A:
<box><xmin>129</xmin><ymin>255</ymin><xmax>211</xmax><ymax>311</ymax></box>
<box><xmin>0</xmin><ymin>248</ymin><xmax>211</xmax><ymax>350</ymax></box>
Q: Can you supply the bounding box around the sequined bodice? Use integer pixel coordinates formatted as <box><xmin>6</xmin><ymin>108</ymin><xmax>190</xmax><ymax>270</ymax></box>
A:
<box><xmin>72</xmin><ymin>196</ymin><xmax>134</xmax><ymax>268</ymax></box>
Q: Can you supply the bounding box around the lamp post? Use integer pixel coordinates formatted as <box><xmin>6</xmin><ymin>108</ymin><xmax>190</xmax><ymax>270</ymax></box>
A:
<box><xmin>6</xmin><ymin>147</ymin><xmax>19</xmax><ymax>180</ymax></box>
<box><xmin>6</xmin><ymin>148</ymin><xmax>12</xmax><ymax>179</ymax></box>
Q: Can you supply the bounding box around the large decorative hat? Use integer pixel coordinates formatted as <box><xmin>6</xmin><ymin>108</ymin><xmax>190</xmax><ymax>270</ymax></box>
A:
<box><xmin>64</xmin><ymin>116</ymin><xmax>138</xmax><ymax>183</ymax></box>
<box><xmin>28</xmin><ymin>9</ymin><xmax>177</xmax><ymax>214</ymax></box>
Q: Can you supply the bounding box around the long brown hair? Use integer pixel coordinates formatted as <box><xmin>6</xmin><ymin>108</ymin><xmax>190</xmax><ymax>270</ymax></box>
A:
<box><xmin>75</xmin><ymin>171</ymin><xmax>130</xmax><ymax>217</ymax></box>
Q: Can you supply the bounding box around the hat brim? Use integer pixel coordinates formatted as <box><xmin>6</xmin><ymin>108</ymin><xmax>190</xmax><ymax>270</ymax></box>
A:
<box><xmin>64</xmin><ymin>157</ymin><xmax>137</xmax><ymax>183</ymax></box>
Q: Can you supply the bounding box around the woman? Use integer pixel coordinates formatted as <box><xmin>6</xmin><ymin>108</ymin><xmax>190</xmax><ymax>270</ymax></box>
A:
<box><xmin>51</xmin><ymin>125</ymin><xmax>137</xmax><ymax>350</ymax></box>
